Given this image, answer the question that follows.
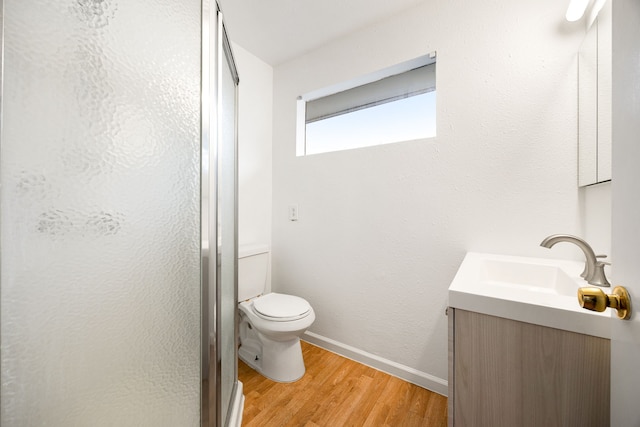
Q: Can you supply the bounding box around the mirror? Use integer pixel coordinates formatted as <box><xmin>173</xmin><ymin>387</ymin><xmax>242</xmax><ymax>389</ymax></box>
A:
<box><xmin>578</xmin><ymin>0</ymin><xmax>612</xmax><ymax>187</ymax></box>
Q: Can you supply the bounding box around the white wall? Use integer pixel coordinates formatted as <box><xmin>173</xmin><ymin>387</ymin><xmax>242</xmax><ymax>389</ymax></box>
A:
<box><xmin>234</xmin><ymin>43</ymin><xmax>274</xmax><ymax>292</ymax></box>
<box><xmin>234</xmin><ymin>42</ymin><xmax>273</xmax><ymax>247</ymax></box>
<box><xmin>270</xmin><ymin>0</ymin><xmax>602</xmax><ymax>393</ymax></box>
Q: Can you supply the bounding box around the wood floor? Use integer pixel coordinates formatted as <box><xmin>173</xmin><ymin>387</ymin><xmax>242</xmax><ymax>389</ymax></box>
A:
<box><xmin>239</xmin><ymin>341</ymin><xmax>448</xmax><ymax>427</ymax></box>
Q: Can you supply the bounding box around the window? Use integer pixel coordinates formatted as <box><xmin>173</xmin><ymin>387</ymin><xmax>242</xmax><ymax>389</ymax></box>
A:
<box><xmin>296</xmin><ymin>53</ymin><xmax>436</xmax><ymax>156</ymax></box>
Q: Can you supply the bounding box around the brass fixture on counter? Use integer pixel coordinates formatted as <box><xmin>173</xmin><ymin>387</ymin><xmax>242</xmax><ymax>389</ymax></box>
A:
<box><xmin>578</xmin><ymin>286</ymin><xmax>632</xmax><ymax>320</ymax></box>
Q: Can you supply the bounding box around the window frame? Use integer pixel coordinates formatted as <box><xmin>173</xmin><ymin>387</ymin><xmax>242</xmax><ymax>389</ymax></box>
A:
<box><xmin>296</xmin><ymin>52</ymin><xmax>437</xmax><ymax>156</ymax></box>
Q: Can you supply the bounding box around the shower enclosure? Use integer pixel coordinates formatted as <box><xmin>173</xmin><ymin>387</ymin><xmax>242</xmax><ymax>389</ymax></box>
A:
<box><xmin>0</xmin><ymin>1</ymin><xmax>240</xmax><ymax>425</ymax></box>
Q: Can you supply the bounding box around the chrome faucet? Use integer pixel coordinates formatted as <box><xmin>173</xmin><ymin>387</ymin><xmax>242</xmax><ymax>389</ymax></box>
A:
<box><xmin>540</xmin><ymin>234</ymin><xmax>611</xmax><ymax>287</ymax></box>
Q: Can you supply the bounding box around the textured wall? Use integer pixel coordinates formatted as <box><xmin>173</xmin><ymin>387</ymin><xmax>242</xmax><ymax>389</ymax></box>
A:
<box><xmin>270</xmin><ymin>0</ymin><xmax>601</xmax><ymax>388</ymax></box>
<box><xmin>235</xmin><ymin>43</ymin><xmax>274</xmax><ymax>251</ymax></box>
<box><xmin>234</xmin><ymin>44</ymin><xmax>274</xmax><ymax>294</ymax></box>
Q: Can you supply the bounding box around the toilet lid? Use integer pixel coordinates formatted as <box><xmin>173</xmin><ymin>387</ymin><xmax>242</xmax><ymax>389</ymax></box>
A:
<box><xmin>252</xmin><ymin>293</ymin><xmax>311</xmax><ymax>321</ymax></box>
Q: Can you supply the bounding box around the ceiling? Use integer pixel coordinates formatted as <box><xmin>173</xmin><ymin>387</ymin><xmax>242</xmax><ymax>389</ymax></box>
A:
<box><xmin>218</xmin><ymin>0</ymin><xmax>427</xmax><ymax>66</ymax></box>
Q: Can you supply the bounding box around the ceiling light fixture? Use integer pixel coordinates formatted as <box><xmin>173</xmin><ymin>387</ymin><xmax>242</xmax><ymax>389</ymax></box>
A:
<box><xmin>566</xmin><ymin>0</ymin><xmax>590</xmax><ymax>21</ymax></box>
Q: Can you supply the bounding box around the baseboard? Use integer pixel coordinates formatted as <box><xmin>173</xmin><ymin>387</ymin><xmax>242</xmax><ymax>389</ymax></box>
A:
<box><xmin>227</xmin><ymin>380</ymin><xmax>245</xmax><ymax>427</ymax></box>
<box><xmin>302</xmin><ymin>331</ymin><xmax>448</xmax><ymax>397</ymax></box>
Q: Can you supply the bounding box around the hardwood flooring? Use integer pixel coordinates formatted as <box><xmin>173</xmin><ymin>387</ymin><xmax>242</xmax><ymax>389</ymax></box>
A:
<box><xmin>238</xmin><ymin>341</ymin><xmax>447</xmax><ymax>427</ymax></box>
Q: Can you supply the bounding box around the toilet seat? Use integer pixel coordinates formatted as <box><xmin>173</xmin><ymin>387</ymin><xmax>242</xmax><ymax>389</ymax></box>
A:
<box><xmin>252</xmin><ymin>293</ymin><xmax>311</xmax><ymax>322</ymax></box>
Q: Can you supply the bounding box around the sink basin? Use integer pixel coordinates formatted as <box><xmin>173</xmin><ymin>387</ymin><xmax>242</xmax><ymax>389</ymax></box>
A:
<box><xmin>448</xmin><ymin>252</ymin><xmax>610</xmax><ymax>338</ymax></box>
<box><xmin>479</xmin><ymin>258</ymin><xmax>581</xmax><ymax>297</ymax></box>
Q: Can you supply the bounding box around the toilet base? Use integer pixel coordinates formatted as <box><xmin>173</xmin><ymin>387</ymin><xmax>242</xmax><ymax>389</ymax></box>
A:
<box><xmin>239</xmin><ymin>336</ymin><xmax>306</xmax><ymax>383</ymax></box>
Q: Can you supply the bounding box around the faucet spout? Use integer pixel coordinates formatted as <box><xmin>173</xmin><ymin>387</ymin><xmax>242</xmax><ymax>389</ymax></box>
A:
<box><xmin>540</xmin><ymin>234</ymin><xmax>598</xmax><ymax>283</ymax></box>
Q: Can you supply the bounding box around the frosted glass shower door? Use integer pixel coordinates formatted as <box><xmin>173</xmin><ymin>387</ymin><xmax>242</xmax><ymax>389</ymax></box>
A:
<box><xmin>202</xmin><ymin>7</ymin><xmax>241</xmax><ymax>425</ymax></box>
<box><xmin>217</xmin><ymin>20</ymin><xmax>240</xmax><ymax>426</ymax></box>
<box><xmin>1</xmin><ymin>1</ymin><xmax>203</xmax><ymax>425</ymax></box>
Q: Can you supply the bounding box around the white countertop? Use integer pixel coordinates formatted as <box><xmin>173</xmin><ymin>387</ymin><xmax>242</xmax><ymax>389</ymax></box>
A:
<box><xmin>448</xmin><ymin>252</ymin><xmax>611</xmax><ymax>339</ymax></box>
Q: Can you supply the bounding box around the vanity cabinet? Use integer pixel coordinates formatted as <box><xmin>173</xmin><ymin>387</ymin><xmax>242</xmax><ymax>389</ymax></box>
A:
<box><xmin>448</xmin><ymin>308</ymin><xmax>610</xmax><ymax>427</ymax></box>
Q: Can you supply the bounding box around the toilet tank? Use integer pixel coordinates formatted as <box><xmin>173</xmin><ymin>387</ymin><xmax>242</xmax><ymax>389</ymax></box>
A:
<box><xmin>238</xmin><ymin>244</ymin><xmax>269</xmax><ymax>302</ymax></box>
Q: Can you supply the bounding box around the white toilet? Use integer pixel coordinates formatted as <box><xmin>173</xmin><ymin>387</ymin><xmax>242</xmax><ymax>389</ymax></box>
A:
<box><xmin>238</xmin><ymin>244</ymin><xmax>316</xmax><ymax>382</ymax></box>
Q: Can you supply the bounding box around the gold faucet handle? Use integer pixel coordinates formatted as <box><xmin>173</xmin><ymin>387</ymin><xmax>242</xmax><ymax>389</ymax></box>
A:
<box><xmin>578</xmin><ymin>286</ymin><xmax>632</xmax><ymax>320</ymax></box>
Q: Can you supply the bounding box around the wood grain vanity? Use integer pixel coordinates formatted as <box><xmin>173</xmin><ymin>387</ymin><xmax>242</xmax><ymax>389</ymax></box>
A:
<box><xmin>448</xmin><ymin>308</ymin><xmax>610</xmax><ymax>427</ymax></box>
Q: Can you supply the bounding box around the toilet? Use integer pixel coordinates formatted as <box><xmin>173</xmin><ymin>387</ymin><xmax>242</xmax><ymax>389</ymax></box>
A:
<box><xmin>238</xmin><ymin>244</ymin><xmax>315</xmax><ymax>382</ymax></box>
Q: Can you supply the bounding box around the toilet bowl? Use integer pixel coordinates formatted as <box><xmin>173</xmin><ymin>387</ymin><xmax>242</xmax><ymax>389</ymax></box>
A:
<box><xmin>238</xmin><ymin>245</ymin><xmax>315</xmax><ymax>382</ymax></box>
